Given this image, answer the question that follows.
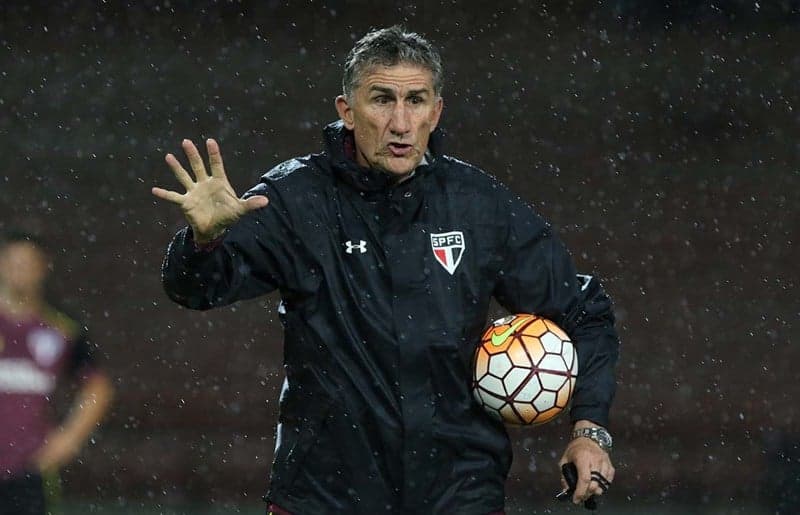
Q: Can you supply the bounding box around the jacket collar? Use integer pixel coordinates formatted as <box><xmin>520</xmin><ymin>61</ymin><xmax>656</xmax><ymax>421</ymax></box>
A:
<box><xmin>323</xmin><ymin>120</ymin><xmax>442</xmax><ymax>193</ymax></box>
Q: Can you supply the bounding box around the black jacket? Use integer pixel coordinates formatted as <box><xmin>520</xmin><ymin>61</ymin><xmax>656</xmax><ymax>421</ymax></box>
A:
<box><xmin>161</xmin><ymin>121</ymin><xmax>619</xmax><ymax>514</ymax></box>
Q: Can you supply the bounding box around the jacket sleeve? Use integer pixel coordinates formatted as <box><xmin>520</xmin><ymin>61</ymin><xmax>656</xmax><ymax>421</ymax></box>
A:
<box><xmin>492</xmin><ymin>191</ymin><xmax>620</xmax><ymax>428</ymax></box>
<box><xmin>160</xmin><ymin>180</ymin><xmax>296</xmax><ymax>310</ymax></box>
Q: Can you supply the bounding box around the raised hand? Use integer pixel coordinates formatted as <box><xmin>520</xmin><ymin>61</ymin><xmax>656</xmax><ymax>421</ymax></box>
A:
<box><xmin>152</xmin><ymin>139</ymin><xmax>269</xmax><ymax>244</ymax></box>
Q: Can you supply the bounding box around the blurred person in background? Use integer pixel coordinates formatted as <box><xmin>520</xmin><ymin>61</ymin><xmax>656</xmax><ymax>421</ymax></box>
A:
<box><xmin>153</xmin><ymin>26</ymin><xmax>619</xmax><ymax>514</ymax></box>
<box><xmin>0</xmin><ymin>231</ymin><xmax>114</xmax><ymax>515</ymax></box>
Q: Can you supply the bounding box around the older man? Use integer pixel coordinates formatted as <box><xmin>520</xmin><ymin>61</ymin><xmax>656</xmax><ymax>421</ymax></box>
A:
<box><xmin>153</xmin><ymin>25</ymin><xmax>618</xmax><ymax>515</ymax></box>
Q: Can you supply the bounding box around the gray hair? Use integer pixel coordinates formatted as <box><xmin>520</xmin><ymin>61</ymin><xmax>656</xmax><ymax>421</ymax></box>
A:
<box><xmin>342</xmin><ymin>25</ymin><xmax>443</xmax><ymax>98</ymax></box>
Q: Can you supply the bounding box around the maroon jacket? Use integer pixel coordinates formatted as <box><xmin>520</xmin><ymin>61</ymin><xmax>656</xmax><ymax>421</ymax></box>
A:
<box><xmin>0</xmin><ymin>307</ymin><xmax>97</xmax><ymax>478</ymax></box>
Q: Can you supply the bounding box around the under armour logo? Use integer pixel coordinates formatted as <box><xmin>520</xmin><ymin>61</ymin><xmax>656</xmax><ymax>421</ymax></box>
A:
<box><xmin>344</xmin><ymin>240</ymin><xmax>367</xmax><ymax>254</ymax></box>
<box><xmin>576</xmin><ymin>274</ymin><xmax>593</xmax><ymax>291</ymax></box>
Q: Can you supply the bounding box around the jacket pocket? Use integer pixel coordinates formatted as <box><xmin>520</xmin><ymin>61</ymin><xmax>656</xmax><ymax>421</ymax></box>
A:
<box><xmin>269</xmin><ymin>398</ymin><xmax>334</xmax><ymax>493</ymax></box>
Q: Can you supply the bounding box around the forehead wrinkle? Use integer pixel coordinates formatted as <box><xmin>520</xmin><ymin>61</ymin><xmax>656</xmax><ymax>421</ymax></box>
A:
<box><xmin>359</xmin><ymin>66</ymin><xmax>434</xmax><ymax>94</ymax></box>
<box><xmin>366</xmin><ymin>74</ymin><xmax>431</xmax><ymax>87</ymax></box>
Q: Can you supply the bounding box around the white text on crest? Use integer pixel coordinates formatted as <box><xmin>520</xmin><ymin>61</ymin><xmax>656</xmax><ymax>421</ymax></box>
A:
<box><xmin>431</xmin><ymin>234</ymin><xmax>463</xmax><ymax>246</ymax></box>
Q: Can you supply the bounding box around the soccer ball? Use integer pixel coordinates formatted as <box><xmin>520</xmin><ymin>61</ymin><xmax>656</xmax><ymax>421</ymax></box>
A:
<box><xmin>472</xmin><ymin>313</ymin><xmax>578</xmax><ymax>425</ymax></box>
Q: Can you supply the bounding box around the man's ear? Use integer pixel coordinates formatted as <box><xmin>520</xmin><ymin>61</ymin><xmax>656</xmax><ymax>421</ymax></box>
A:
<box><xmin>335</xmin><ymin>95</ymin><xmax>355</xmax><ymax>130</ymax></box>
<box><xmin>430</xmin><ymin>96</ymin><xmax>444</xmax><ymax>133</ymax></box>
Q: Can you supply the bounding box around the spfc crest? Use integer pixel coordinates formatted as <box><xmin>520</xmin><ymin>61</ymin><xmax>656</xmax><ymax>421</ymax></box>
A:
<box><xmin>430</xmin><ymin>231</ymin><xmax>465</xmax><ymax>275</ymax></box>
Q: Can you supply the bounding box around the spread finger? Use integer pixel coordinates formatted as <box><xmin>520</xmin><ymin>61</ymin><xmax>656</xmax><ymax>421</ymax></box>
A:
<box><xmin>165</xmin><ymin>153</ymin><xmax>195</xmax><ymax>190</ymax></box>
<box><xmin>182</xmin><ymin>139</ymin><xmax>209</xmax><ymax>181</ymax></box>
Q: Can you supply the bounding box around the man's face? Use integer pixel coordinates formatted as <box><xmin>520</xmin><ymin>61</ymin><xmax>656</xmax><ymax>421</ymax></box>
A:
<box><xmin>0</xmin><ymin>242</ymin><xmax>48</xmax><ymax>295</ymax></box>
<box><xmin>335</xmin><ymin>63</ymin><xmax>443</xmax><ymax>176</ymax></box>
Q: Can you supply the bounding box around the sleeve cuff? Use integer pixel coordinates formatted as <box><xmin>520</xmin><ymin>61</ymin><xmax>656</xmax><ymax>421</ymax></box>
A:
<box><xmin>569</xmin><ymin>405</ymin><xmax>611</xmax><ymax>428</ymax></box>
<box><xmin>187</xmin><ymin>228</ymin><xmax>227</xmax><ymax>252</ymax></box>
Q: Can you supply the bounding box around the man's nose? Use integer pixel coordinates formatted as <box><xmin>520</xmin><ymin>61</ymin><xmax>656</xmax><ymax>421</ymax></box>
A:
<box><xmin>389</xmin><ymin>103</ymin><xmax>411</xmax><ymax>136</ymax></box>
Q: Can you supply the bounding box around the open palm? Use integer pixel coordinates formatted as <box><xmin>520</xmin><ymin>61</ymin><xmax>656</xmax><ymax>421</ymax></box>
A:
<box><xmin>152</xmin><ymin>139</ymin><xmax>268</xmax><ymax>244</ymax></box>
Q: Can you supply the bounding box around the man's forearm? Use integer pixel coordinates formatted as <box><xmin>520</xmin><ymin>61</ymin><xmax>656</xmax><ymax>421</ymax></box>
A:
<box><xmin>161</xmin><ymin>226</ymin><xmax>232</xmax><ymax>310</ymax></box>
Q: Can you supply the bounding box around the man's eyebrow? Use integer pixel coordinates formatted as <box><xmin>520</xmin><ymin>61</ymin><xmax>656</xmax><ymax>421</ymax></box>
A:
<box><xmin>369</xmin><ymin>86</ymin><xmax>397</xmax><ymax>95</ymax></box>
<box><xmin>407</xmin><ymin>88</ymin><xmax>430</xmax><ymax>97</ymax></box>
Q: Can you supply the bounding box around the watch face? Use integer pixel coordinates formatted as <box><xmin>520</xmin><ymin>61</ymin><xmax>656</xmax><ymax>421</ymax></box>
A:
<box><xmin>594</xmin><ymin>429</ymin><xmax>612</xmax><ymax>449</ymax></box>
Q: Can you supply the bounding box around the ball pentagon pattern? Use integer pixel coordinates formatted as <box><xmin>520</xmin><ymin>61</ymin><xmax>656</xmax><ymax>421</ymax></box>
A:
<box><xmin>472</xmin><ymin>313</ymin><xmax>578</xmax><ymax>425</ymax></box>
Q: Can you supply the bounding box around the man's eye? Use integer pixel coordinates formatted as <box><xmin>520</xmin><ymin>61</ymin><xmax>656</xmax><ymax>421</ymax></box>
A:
<box><xmin>374</xmin><ymin>96</ymin><xmax>391</xmax><ymax>104</ymax></box>
<box><xmin>408</xmin><ymin>96</ymin><xmax>423</xmax><ymax>104</ymax></box>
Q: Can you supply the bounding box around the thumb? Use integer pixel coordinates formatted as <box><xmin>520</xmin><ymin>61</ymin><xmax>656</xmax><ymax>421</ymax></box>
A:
<box><xmin>242</xmin><ymin>195</ymin><xmax>269</xmax><ymax>211</ymax></box>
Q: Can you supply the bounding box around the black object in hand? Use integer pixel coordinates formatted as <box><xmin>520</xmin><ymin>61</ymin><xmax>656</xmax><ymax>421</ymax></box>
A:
<box><xmin>555</xmin><ymin>462</ymin><xmax>598</xmax><ymax>510</ymax></box>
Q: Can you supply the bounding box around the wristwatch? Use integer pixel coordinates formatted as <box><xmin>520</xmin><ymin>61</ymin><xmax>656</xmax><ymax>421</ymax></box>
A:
<box><xmin>572</xmin><ymin>427</ymin><xmax>613</xmax><ymax>453</ymax></box>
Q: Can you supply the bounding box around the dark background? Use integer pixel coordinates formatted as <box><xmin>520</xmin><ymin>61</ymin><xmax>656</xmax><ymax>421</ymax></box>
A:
<box><xmin>1</xmin><ymin>1</ymin><xmax>798</xmax><ymax>513</ymax></box>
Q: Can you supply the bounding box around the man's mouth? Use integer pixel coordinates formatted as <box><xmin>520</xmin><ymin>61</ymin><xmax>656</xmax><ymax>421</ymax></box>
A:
<box><xmin>387</xmin><ymin>143</ymin><xmax>414</xmax><ymax>157</ymax></box>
